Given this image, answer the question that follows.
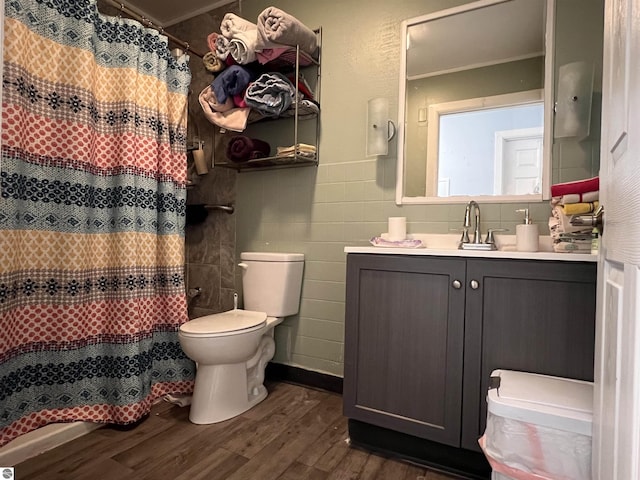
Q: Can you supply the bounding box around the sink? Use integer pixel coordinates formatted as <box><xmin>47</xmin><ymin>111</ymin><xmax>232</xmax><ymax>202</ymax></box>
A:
<box><xmin>407</xmin><ymin>233</ymin><xmax>554</xmax><ymax>253</ymax></box>
<box><xmin>408</xmin><ymin>233</ymin><xmax>461</xmax><ymax>250</ymax></box>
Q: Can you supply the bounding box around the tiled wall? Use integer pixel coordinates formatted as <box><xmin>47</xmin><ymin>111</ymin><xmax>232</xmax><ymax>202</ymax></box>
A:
<box><xmin>235</xmin><ymin>161</ymin><xmax>555</xmax><ymax>376</ymax></box>
<box><xmin>167</xmin><ymin>3</ymin><xmax>241</xmax><ymax>318</ymax></box>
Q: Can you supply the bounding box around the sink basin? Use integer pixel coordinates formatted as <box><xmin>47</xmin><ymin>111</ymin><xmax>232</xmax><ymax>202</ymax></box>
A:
<box><xmin>407</xmin><ymin>233</ymin><xmax>554</xmax><ymax>253</ymax></box>
<box><xmin>408</xmin><ymin>233</ymin><xmax>461</xmax><ymax>250</ymax></box>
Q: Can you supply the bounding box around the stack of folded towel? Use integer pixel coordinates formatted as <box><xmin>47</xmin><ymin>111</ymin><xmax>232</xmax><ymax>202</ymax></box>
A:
<box><xmin>276</xmin><ymin>143</ymin><xmax>316</xmax><ymax>159</ymax></box>
<box><xmin>548</xmin><ymin>176</ymin><xmax>599</xmax><ymax>253</ymax></box>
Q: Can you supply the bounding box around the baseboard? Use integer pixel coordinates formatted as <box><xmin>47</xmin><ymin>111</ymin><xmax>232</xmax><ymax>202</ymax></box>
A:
<box><xmin>265</xmin><ymin>362</ymin><xmax>343</xmax><ymax>394</ymax></box>
<box><xmin>348</xmin><ymin>419</ymin><xmax>491</xmax><ymax>480</ymax></box>
<box><xmin>0</xmin><ymin>422</ymin><xmax>102</xmax><ymax>466</ymax></box>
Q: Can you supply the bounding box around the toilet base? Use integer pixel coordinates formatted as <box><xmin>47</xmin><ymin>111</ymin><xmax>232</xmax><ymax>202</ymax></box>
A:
<box><xmin>188</xmin><ymin>334</ymin><xmax>276</xmax><ymax>424</ymax></box>
<box><xmin>189</xmin><ymin>363</ymin><xmax>269</xmax><ymax>424</ymax></box>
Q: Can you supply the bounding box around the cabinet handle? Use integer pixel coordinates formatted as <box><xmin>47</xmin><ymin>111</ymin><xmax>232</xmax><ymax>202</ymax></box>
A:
<box><xmin>470</xmin><ymin>280</ymin><xmax>479</xmax><ymax>290</ymax></box>
<box><xmin>452</xmin><ymin>280</ymin><xmax>462</xmax><ymax>289</ymax></box>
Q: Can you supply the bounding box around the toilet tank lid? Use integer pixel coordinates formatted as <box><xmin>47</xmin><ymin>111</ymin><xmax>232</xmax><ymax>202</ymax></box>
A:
<box><xmin>181</xmin><ymin>309</ymin><xmax>267</xmax><ymax>334</ymax></box>
<box><xmin>487</xmin><ymin>369</ymin><xmax>593</xmax><ymax>436</ymax></box>
<box><xmin>241</xmin><ymin>252</ymin><xmax>304</xmax><ymax>262</ymax></box>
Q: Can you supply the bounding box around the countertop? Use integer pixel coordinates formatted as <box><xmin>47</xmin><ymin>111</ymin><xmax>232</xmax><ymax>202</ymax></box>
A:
<box><xmin>344</xmin><ymin>234</ymin><xmax>596</xmax><ymax>262</ymax></box>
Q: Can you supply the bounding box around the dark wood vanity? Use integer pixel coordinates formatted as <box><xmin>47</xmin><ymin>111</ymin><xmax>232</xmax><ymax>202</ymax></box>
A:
<box><xmin>343</xmin><ymin>253</ymin><xmax>597</xmax><ymax>479</ymax></box>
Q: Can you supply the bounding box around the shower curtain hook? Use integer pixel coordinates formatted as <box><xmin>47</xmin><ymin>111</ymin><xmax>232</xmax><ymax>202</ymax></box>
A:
<box><xmin>119</xmin><ymin>3</ymin><xmax>124</xmax><ymax>18</ymax></box>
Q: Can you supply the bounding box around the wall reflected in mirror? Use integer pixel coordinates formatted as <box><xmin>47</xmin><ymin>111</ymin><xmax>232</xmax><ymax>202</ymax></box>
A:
<box><xmin>436</xmin><ymin>99</ymin><xmax>543</xmax><ymax>197</ymax></box>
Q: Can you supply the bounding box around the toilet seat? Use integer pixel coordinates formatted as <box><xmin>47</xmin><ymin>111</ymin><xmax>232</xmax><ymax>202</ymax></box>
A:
<box><xmin>179</xmin><ymin>309</ymin><xmax>267</xmax><ymax>338</ymax></box>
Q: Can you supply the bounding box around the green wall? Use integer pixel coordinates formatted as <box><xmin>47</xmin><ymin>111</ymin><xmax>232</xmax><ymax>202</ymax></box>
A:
<box><xmin>235</xmin><ymin>0</ymin><xmax>602</xmax><ymax>377</ymax></box>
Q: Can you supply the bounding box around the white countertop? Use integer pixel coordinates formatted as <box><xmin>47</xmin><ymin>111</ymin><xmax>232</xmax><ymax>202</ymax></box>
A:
<box><xmin>344</xmin><ymin>245</ymin><xmax>595</xmax><ymax>262</ymax></box>
<box><xmin>344</xmin><ymin>234</ymin><xmax>596</xmax><ymax>262</ymax></box>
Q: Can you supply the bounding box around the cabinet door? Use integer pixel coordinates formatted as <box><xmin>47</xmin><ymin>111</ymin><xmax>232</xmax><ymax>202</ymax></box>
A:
<box><xmin>461</xmin><ymin>259</ymin><xmax>597</xmax><ymax>451</ymax></box>
<box><xmin>344</xmin><ymin>254</ymin><xmax>466</xmax><ymax>447</ymax></box>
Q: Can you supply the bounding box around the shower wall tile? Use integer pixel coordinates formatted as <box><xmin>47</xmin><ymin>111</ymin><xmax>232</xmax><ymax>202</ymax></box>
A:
<box><xmin>221</xmin><ymin>287</ymin><xmax>237</xmax><ymax>311</ymax></box>
<box><xmin>191</xmin><ymin>306</ymin><xmax>216</xmax><ymax>319</ymax></box>
<box><xmin>166</xmin><ymin>2</ymin><xmax>241</xmax><ymax>318</ymax></box>
<box><xmin>187</xmin><ymin>263</ymin><xmax>221</xmax><ymax>311</ymax></box>
<box><xmin>186</xmin><ymin>216</ymin><xmax>221</xmax><ymax>265</ymax></box>
<box><xmin>220</xmin><ymin>245</ymin><xmax>236</xmax><ymax>290</ymax></box>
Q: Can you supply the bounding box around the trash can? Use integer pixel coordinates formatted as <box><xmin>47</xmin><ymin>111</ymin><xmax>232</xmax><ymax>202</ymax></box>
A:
<box><xmin>479</xmin><ymin>369</ymin><xmax>593</xmax><ymax>480</ymax></box>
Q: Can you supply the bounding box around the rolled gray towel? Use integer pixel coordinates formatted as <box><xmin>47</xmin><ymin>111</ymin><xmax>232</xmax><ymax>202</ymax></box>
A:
<box><xmin>256</xmin><ymin>7</ymin><xmax>318</xmax><ymax>56</ymax></box>
<box><xmin>244</xmin><ymin>72</ymin><xmax>296</xmax><ymax>117</ymax></box>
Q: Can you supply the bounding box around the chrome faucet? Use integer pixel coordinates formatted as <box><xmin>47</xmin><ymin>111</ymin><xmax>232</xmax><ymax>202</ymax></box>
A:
<box><xmin>463</xmin><ymin>200</ymin><xmax>481</xmax><ymax>244</ymax></box>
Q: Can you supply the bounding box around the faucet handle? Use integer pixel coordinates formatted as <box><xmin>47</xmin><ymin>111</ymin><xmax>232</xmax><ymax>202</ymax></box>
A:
<box><xmin>462</xmin><ymin>227</ymin><xmax>470</xmax><ymax>244</ymax></box>
<box><xmin>450</xmin><ymin>227</ymin><xmax>470</xmax><ymax>244</ymax></box>
<box><xmin>485</xmin><ymin>228</ymin><xmax>508</xmax><ymax>245</ymax></box>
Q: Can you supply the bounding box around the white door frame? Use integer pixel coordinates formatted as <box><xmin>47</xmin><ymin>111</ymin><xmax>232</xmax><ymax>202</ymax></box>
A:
<box><xmin>592</xmin><ymin>0</ymin><xmax>640</xmax><ymax>478</ymax></box>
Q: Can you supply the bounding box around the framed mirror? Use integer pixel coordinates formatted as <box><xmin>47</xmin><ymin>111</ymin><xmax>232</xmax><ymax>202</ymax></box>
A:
<box><xmin>396</xmin><ymin>0</ymin><xmax>554</xmax><ymax>204</ymax></box>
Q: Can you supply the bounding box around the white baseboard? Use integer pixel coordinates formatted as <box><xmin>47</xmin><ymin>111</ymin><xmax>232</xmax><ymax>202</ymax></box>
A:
<box><xmin>0</xmin><ymin>422</ymin><xmax>102</xmax><ymax>466</ymax></box>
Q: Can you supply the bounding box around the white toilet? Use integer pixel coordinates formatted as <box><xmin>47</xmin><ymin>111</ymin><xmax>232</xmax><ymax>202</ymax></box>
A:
<box><xmin>178</xmin><ymin>252</ymin><xmax>304</xmax><ymax>424</ymax></box>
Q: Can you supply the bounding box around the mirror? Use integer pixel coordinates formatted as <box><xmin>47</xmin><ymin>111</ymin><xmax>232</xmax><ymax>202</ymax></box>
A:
<box><xmin>396</xmin><ymin>0</ymin><xmax>553</xmax><ymax>204</ymax></box>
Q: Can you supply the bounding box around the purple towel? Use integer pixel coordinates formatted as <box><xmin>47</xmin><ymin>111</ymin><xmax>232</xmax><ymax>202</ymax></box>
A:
<box><xmin>226</xmin><ymin>135</ymin><xmax>271</xmax><ymax>162</ymax></box>
<box><xmin>212</xmin><ymin>65</ymin><xmax>256</xmax><ymax>103</ymax></box>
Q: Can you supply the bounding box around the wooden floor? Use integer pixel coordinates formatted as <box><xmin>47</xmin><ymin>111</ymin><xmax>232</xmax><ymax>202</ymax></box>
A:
<box><xmin>15</xmin><ymin>381</ymin><xmax>461</xmax><ymax>480</ymax></box>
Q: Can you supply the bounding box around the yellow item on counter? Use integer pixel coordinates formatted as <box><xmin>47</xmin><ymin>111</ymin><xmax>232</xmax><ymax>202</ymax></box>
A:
<box><xmin>562</xmin><ymin>201</ymin><xmax>599</xmax><ymax>215</ymax></box>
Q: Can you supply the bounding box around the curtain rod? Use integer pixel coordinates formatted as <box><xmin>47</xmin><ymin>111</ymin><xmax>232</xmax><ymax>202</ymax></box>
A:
<box><xmin>103</xmin><ymin>0</ymin><xmax>205</xmax><ymax>58</ymax></box>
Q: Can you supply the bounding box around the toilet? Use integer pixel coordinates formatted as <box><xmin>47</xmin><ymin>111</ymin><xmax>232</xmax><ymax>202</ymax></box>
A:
<box><xmin>178</xmin><ymin>252</ymin><xmax>304</xmax><ymax>424</ymax></box>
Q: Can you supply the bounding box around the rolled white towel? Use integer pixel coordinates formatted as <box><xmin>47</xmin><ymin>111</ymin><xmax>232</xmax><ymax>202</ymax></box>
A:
<box><xmin>228</xmin><ymin>30</ymin><xmax>259</xmax><ymax>64</ymax></box>
<box><xmin>552</xmin><ymin>190</ymin><xmax>599</xmax><ymax>205</ymax></box>
<box><xmin>220</xmin><ymin>13</ymin><xmax>257</xmax><ymax>39</ymax></box>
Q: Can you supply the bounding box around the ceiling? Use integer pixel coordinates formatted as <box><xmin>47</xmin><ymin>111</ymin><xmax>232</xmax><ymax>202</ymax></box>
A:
<box><xmin>406</xmin><ymin>0</ymin><xmax>545</xmax><ymax>80</ymax></box>
<box><xmin>121</xmin><ymin>0</ymin><xmax>234</xmax><ymax>27</ymax></box>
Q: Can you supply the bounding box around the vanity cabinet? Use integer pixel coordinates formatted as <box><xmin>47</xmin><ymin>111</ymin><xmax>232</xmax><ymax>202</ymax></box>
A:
<box><xmin>344</xmin><ymin>253</ymin><xmax>596</xmax><ymax>455</ymax></box>
<box><xmin>343</xmin><ymin>254</ymin><xmax>466</xmax><ymax>447</ymax></box>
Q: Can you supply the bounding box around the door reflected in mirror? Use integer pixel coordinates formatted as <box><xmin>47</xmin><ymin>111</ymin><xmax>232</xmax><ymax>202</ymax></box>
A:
<box><xmin>397</xmin><ymin>0</ymin><xmax>552</xmax><ymax>204</ymax></box>
<box><xmin>432</xmin><ymin>91</ymin><xmax>544</xmax><ymax>197</ymax></box>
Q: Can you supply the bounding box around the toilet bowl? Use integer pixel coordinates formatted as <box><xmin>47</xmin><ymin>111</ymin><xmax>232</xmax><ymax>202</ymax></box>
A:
<box><xmin>178</xmin><ymin>252</ymin><xmax>304</xmax><ymax>424</ymax></box>
<box><xmin>179</xmin><ymin>310</ymin><xmax>283</xmax><ymax>424</ymax></box>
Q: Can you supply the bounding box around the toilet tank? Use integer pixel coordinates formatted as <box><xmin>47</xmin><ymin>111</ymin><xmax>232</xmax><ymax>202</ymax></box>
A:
<box><xmin>240</xmin><ymin>252</ymin><xmax>304</xmax><ymax>317</ymax></box>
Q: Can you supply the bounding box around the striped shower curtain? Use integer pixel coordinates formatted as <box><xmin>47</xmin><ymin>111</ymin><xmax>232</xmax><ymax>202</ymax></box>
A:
<box><xmin>0</xmin><ymin>0</ymin><xmax>195</xmax><ymax>446</ymax></box>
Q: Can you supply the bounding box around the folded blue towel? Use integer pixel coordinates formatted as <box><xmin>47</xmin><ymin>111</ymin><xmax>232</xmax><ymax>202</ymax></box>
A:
<box><xmin>212</xmin><ymin>65</ymin><xmax>256</xmax><ymax>104</ymax></box>
<box><xmin>244</xmin><ymin>72</ymin><xmax>296</xmax><ymax>117</ymax></box>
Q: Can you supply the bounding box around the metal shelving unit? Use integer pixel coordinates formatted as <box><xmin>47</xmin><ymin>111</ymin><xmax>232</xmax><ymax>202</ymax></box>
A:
<box><xmin>214</xmin><ymin>28</ymin><xmax>322</xmax><ymax>172</ymax></box>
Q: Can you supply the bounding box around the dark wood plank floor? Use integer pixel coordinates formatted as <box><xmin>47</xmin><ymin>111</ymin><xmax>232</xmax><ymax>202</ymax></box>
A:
<box><xmin>15</xmin><ymin>381</ymin><xmax>461</xmax><ymax>480</ymax></box>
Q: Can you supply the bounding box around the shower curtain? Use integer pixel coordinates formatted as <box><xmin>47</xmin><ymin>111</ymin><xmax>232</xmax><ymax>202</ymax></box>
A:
<box><xmin>0</xmin><ymin>0</ymin><xmax>195</xmax><ymax>446</ymax></box>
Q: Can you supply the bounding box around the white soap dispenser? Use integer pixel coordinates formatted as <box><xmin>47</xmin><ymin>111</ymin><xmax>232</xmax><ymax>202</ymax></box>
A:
<box><xmin>515</xmin><ymin>208</ymin><xmax>539</xmax><ymax>252</ymax></box>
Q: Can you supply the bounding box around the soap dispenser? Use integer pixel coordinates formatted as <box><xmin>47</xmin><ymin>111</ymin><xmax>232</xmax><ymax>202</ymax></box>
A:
<box><xmin>515</xmin><ymin>208</ymin><xmax>539</xmax><ymax>252</ymax></box>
